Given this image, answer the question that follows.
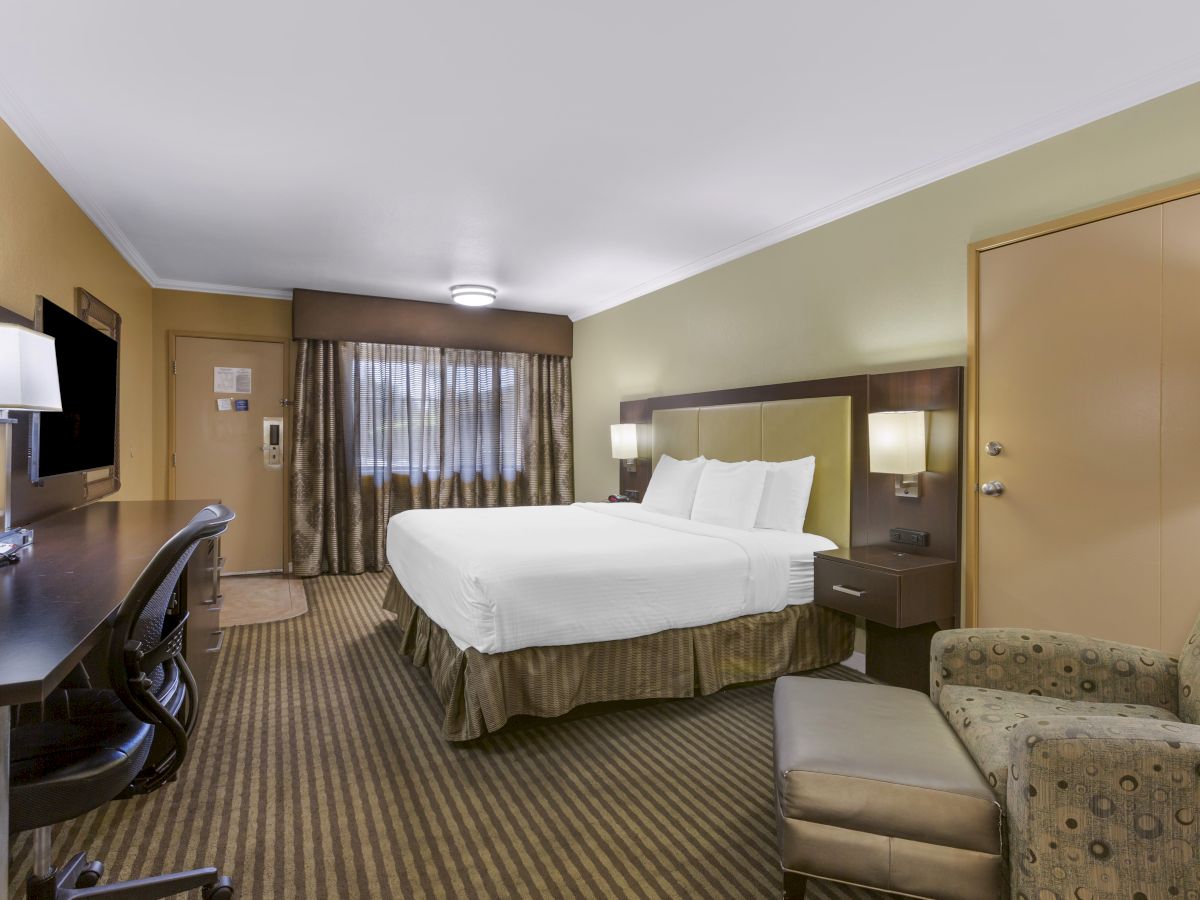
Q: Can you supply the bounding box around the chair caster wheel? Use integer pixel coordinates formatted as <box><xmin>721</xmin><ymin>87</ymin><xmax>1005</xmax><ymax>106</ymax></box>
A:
<box><xmin>75</xmin><ymin>860</ymin><xmax>104</xmax><ymax>888</ymax></box>
<box><xmin>202</xmin><ymin>876</ymin><xmax>234</xmax><ymax>900</ymax></box>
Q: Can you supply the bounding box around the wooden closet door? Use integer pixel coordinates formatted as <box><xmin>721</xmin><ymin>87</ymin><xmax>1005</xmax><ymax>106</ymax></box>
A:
<box><xmin>977</xmin><ymin>206</ymin><xmax>1163</xmax><ymax>648</ymax></box>
<box><xmin>1162</xmin><ymin>194</ymin><xmax>1200</xmax><ymax>651</ymax></box>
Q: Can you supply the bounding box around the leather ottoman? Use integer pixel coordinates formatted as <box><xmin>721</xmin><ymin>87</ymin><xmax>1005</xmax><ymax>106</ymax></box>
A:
<box><xmin>773</xmin><ymin>678</ymin><xmax>1003</xmax><ymax>899</ymax></box>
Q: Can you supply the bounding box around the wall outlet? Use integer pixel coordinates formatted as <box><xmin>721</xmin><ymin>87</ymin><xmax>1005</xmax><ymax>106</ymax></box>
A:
<box><xmin>889</xmin><ymin>527</ymin><xmax>929</xmax><ymax>547</ymax></box>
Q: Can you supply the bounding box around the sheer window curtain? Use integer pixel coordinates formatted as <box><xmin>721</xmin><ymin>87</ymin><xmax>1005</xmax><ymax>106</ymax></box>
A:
<box><xmin>291</xmin><ymin>339</ymin><xmax>573</xmax><ymax>576</ymax></box>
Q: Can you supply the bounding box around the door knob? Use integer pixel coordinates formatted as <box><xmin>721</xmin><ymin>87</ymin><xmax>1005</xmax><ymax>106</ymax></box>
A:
<box><xmin>985</xmin><ymin>441</ymin><xmax>1003</xmax><ymax>456</ymax></box>
<box><xmin>980</xmin><ymin>481</ymin><xmax>1005</xmax><ymax>496</ymax></box>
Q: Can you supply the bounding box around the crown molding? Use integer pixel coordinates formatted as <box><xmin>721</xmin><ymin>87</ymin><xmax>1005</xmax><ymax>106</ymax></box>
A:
<box><xmin>0</xmin><ymin>76</ymin><xmax>293</xmax><ymax>303</ymax></box>
<box><xmin>570</xmin><ymin>53</ymin><xmax>1200</xmax><ymax>321</ymax></box>
<box><xmin>5</xmin><ymin>52</ymin><xmax>1200</xmax><ymax>321</ymax></box>
<box><xmin>152</xmin><ymin>279</ymin><xmax>293</xmax><ymax>301</ymax></box>
<box><xmin>0</xmin><ymin>74</ymin><xmax>162</xmax><ymax>287</ymax></box>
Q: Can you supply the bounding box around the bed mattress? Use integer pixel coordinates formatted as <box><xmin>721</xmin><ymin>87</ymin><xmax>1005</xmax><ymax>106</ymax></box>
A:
<box><xmin>385</xmin><ymin>502</ymin><xmax>836</xmax><ymax>654</ymax></box>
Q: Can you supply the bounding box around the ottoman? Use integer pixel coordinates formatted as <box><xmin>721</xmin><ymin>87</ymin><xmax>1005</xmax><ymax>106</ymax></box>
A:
<box><xmin>773</xmin><ymin>678</ymin><xmax>1003</xmax><ymax>899</ymax></box>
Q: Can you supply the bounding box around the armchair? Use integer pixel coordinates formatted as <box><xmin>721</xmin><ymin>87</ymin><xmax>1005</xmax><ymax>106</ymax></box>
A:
<box><xmin>930</xmin><ymin>627</ymin><xmax>1179</xmax><ymax>712</ymax></box>
<box><xmin>1007</xmin><ymin>716</ymin><xmax>1199</xmax><ymax>895</ymax></box>
<box><xmin>930</xmin><ymin>620</ymin><xmax>1200</xmax><ymax>897</ymax></box>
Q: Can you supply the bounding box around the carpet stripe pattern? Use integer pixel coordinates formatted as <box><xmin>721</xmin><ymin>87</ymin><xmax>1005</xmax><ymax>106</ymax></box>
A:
<box><xmin>9</xmin><ymin>572</ymin><xmax>886</xmax><ymax>899</ymax></box>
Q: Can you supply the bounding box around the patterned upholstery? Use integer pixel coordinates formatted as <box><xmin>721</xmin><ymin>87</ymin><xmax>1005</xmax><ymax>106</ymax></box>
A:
<box><xmin>931</xmin><ymin>618</ymin><xmax>1200</xmax><ymax>897</ymax></box>
<box><xmin>937</xmin><ymin>685</ymin><xmax>1178</xmax><ymax>808</ymax></box>
<box><xmin>1007</xmin><ymin>716</ymin><xmax>1200</xmax><ymax>897</ymax></box>
<box><xmin>1180</xmin><ymin>615</ymin><xmax>1200</xmax><ymax>725</ymax></box>
<box><xmin>930</xmin><ymin>628</ymin><xmax>1179</xmax><ymax>714</ymax></box>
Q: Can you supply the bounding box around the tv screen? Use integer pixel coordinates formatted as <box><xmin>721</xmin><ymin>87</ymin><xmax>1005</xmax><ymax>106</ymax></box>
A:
<box><xmin>36</xmin><ymin>299</ymin><xmax>118</xmax><ymax>478</ymax></box>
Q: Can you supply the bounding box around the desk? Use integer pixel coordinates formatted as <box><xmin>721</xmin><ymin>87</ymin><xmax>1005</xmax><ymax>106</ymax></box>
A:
<box><xmin>0</xmin><ymin>500</ymin><xmax>223</xmax><ymax>900</ymax></box>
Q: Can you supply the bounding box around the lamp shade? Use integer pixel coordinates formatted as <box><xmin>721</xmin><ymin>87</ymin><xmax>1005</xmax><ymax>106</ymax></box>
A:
<box><xmin>868</xmin><ymin>411</ymin><xmax>926</xmax><ymax>475</ymax></box>
<box><xmin>610</xmin><ymin>423</ymin><xmax>638</xmax><ymax>460</ymax></box>
<box><xmin>0</xmin><ymin>324</ymin><xmax>61</xmax><ymax>411</ymax></box>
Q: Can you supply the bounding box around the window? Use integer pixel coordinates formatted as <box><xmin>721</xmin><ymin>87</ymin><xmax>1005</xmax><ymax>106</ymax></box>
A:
<box><xmin>355</xmin><ymin>345</ymin><xmax>524</xmax><ymax>483</ymax></box>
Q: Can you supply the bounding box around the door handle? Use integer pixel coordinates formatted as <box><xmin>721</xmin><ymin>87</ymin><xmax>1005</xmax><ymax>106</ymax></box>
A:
<box><xmin>832</xmin><ymin>584</ymin><xmax>867</xmax><ymax>597</ymax></box>
<box><xmin>980</xmin><ymin>481</ymin><xmax>1005</xmax><ymax>496</ymax></box>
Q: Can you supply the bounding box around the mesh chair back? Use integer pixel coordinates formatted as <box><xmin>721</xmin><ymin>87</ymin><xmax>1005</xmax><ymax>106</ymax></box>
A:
<box><xmin>106</xmin><ymin>503</ymin><xmax>234</xmax><ymax>793</ymax></box>
<box><xmin>130</xmin><ymin>545</ymin><xmax>198</xmax><ymax>696</ymax></box>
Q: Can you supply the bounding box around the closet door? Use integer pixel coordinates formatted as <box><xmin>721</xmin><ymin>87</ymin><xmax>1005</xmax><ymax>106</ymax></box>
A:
<box><xmin>1162</xmin><ymin>194</ymin><xmax>1200</xmax><ymax>651</ymax></box>
<box><xmin>976</xmin><ymin>206</ymin><xmax>1163</xmax><ymax>648</ymax></box>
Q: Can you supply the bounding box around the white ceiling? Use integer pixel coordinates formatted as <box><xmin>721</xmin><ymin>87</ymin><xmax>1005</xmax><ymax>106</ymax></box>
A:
<box><xmin>2</xmin><ymin>2</ymin><xmax>1200</xmax><ymax>320</ymax></box>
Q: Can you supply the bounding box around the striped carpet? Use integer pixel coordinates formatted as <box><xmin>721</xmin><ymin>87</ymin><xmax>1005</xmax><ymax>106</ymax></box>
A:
<box><xmin>8</xmin><ymin>572</ymin><xmax>887</xmax><ymax>899</ymax></box>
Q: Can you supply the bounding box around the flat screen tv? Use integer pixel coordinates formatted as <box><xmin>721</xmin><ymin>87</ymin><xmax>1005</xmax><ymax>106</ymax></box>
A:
<box><xmin>33</xmin><ymin>298</ymin><xmax>119</xmax><ymax>479</ymax></box>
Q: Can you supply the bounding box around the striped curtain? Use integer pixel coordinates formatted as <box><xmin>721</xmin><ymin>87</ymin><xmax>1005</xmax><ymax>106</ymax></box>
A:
<box><xmin>290</xmin><ymin>339</ymin><xmax>573</xmax><ymax>576</ymax></box>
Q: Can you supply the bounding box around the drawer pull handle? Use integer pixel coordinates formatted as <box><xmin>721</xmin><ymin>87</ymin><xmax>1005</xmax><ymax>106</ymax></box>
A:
<box><xmin>832</xmin><ymin>584</ymin><xmax>867</xmax><ymax>597</ymax></box>
<box><xmin>206</xmin><ymin>629</ymin><xmax>225</xmax><ymax>654</ymax></box>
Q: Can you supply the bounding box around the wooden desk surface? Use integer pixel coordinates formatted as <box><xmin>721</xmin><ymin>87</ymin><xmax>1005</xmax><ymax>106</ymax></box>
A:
<box><xmin>0</xmin><ymin>499</ymin><xmax>215</xmax><ymax>707</ymax></box>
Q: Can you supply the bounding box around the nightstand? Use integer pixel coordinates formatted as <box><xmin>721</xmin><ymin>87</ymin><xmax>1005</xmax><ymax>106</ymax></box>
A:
<box><xmin>813</xmin><ymin>546</ymin><xmax>956</xmax><ymax>691</ymax></box>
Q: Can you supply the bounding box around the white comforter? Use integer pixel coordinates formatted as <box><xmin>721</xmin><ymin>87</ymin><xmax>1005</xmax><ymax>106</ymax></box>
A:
<box><xmin>386</xmin><ymin>502</ymin><xmax>836</xmax><ymax>654</ymax></box>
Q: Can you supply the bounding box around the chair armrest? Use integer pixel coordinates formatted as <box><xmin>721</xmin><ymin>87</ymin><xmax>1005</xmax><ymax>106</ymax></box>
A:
<box><xmin>930</xmin><ymin>628</ymin><xmax>1179</xmax><ymax>713</ymax></box>
<box><xmin>1006</xmin><ymin>717</ymin><xmax>1200</xmax><ymax>896</ymax></box>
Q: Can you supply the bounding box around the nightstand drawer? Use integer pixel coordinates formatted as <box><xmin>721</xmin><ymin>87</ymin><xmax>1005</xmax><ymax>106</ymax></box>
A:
<box><xmin>814</xmin><ymin>560</ymin><xmax>901</xmax><ymax>626</ymax></box>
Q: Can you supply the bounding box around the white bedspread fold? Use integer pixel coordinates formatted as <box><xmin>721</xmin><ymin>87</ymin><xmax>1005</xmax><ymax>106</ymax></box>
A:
<box><xmin>386</xmin><ymin>502</ymin><xmax>835</xmax><ymax>654</ymax></box>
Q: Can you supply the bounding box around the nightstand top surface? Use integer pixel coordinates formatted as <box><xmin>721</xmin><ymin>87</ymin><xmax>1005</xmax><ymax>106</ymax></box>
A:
<box><xmin>815</xmin><ymin>545</ymin><xmax>955</xmax><ymax>574</ymax></box>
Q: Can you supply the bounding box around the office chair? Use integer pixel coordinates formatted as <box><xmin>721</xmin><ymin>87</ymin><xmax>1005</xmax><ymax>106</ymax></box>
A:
<box><xmin>9</xmin><ymin>504</ymin><xmax>236</xmax><ymax>900</ymax></box>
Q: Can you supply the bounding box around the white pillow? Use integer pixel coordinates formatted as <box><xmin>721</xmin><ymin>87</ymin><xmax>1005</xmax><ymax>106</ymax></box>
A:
<box><xmin>691</xmin><ymin>460</ymin><xmax>769</xmax><ymax>530</ymax></box>
<box><xmin>755</xmin><ymin>456</ymin><xmax>817</xmax><ymax>534</ymax></box>
<box><xmin>641</xmin><ymin>455</ymin><xmax>707</xmax><ymax>518</ymax></box>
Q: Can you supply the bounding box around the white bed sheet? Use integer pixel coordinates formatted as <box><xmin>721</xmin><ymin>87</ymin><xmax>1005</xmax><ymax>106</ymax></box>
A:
<box><xmin>385</xmin><ymin>502</ymin><xmax>836</xmax><ymax>654</ymax></box>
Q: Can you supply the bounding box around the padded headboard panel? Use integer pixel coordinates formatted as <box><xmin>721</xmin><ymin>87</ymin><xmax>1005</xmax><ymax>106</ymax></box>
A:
<box><xmin>651</xmin><ymin>395</ymin><xmax>852</xmax><ymax>547</ymax></box>
<box><xmin>652</xmin><ymin>407</ymin><xmax>699</xmax><ymax>462</ymax></box>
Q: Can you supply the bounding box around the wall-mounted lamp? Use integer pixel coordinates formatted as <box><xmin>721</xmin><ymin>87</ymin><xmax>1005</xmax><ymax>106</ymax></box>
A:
<box><xmin>610</xmin><ymin>423</ymin><xmax>638</xmax><ymax>474</ymax></box>
<box><xmin>868</xmin><ymin>410</ymin><xmax>927</xmax><ymax>498</ymax></box>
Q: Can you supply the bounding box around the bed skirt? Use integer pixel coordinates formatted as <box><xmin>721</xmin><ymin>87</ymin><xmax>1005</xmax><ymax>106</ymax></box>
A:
<box><xmin>382</xmin><ymin>573</ymin><xmax>855</xmax><ymax>741</ymax></box>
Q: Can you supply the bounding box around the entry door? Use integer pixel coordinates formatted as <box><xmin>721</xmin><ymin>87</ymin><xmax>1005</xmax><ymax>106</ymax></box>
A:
<box><xmin>976</xmin><ymin>206</ymin><xmax>1163</xmax><ymax>649</ymax></box>
<box><xmin>173</xmin><ymin>336</ymin><xmax>287</xmax><ymax>574</ymax></box>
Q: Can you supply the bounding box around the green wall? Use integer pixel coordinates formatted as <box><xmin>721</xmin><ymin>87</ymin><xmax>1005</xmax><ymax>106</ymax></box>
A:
<box><xmin>572</xmin><ymin>82</ymin><xmax>1200</xmax><ymax>501</ymax></box>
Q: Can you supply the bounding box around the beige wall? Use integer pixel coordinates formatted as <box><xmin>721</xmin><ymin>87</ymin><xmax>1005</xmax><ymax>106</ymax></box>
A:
<box><xmin>0</xmin><ymin>116</ymin><xmax>295</xmax><ymax>507</ymax></box>
<box><xmin>0</xmin><ymin>117</ymin><xmax>155</xmax><ymax>500</ymax></box>
<box><xmin>151</xmin><ymin>289</ymin><xmax>292</xmax><ymax>497</ymax></box>
<box><xmin>572</xmin><ymin>83</ymin><xmax>1200</xmax><ymax>501</ymax></box>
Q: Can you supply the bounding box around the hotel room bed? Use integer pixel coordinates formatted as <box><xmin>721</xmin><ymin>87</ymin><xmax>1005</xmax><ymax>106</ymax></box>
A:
<box><xmin>387</xmin><ymin>502</ymin><xmax>836</xmax><ymax>653</ymax></box>
<box><xmin>382</xmin><ymin>392</ymin><xmax>859</xmax><ymax>740</ymax></box>
<box><xmin>383</xmin><ymin>502</ymin><xmax>854</xmax><ymax>741</ymax></box>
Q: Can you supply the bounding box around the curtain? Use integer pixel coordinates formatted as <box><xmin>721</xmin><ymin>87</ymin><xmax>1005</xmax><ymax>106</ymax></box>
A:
<box><xmin>291</xmin><ymin>339</ymin><xmax>573</xmax><ymax>576</ymax></box>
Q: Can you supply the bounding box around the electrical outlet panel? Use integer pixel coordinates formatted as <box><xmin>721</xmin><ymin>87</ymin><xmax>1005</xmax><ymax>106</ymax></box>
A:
<box><xmin>889</xmin><ymin>527</ymin><xmax>929</xmax><ymax>547</ymax></box>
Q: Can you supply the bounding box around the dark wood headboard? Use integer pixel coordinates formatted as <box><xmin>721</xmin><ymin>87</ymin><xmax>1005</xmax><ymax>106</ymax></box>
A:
<box><xmin>618</xmin><ymin>366</ymin><xmax>963</xmax><ymax>573</ymax></box>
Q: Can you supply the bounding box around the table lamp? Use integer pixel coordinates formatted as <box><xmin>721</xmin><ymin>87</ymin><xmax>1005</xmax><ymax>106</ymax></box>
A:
<box><xmin>0</xmin><ymin>324</ymin><xmax>62</xmax><ymax>545</ymax></box>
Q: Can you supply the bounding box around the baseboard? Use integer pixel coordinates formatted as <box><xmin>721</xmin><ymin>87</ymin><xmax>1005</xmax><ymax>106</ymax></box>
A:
<box><xmin>842</xmin><ymin>651</ymin><xmax>866</xmax><ymax>673</ymax></box>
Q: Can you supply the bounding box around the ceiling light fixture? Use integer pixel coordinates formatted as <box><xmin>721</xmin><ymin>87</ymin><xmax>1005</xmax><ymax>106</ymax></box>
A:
<box><xmin>450</xmin><ymin>284</ymin><xmax>497</xmax><ymax>307</ymax></box>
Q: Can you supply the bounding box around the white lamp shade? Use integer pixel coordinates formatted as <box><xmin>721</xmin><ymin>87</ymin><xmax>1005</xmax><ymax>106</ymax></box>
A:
<box><xmin>0</xmin><ymin>324</ymin><xmax>62</xmax><ymax>411</ymax></box>
<box><xmin>868</xmin><ymin>411</ymin><xmax>927</xmax><ymax>474</ymax></box>
<box><xmin>610</xmin><ymin>423</ymin><xmax>638</xmax><ymax>460</ymax></box>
